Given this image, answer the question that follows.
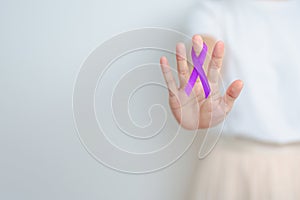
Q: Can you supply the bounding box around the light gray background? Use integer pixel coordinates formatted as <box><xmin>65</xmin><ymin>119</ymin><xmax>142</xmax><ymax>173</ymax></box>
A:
<box><xmin>0</xmin><ymin>0</ymin><xmax>208</xmax><ymax>199</ymax></box>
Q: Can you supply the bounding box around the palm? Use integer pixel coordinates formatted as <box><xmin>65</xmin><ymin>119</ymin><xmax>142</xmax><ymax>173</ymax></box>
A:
<box><xmin>160</xmin><ymin>35</ymin><xmax>243</xmax><ymax>130</ymax></box>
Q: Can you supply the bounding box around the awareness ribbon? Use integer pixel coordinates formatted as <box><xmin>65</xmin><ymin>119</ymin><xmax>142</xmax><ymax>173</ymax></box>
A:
<box><xmin>185</xmin><ymin>42</ymin><xmax>211</xmax><ymax>98</ymax></box>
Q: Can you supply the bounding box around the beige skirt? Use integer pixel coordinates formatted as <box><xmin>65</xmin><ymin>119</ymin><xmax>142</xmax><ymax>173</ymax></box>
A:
<box><xmin>188</xmin><ymin>136</ymin><xmax>300</xmax><ymax>200</ymax></box>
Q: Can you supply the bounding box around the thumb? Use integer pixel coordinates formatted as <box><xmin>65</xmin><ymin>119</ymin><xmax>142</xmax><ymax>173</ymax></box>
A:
<box><xmin>223</xmin><ymin>80</ymin><xmax>244</xmax><ymax>114</ymax></box>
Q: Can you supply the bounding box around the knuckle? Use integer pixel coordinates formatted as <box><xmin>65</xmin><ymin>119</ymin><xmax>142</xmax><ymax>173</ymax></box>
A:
<box><xmin>179</xmin><ymin>69</ymin><xmax>188</xmax><ymax>76</ymax></box>
<box><xmin>211</xmin><ymin>57</ymin><xmax>223</xmax><ymax>68</ymax></box>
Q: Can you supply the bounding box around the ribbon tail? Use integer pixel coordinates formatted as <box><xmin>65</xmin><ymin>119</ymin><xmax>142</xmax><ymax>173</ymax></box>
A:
<box><xmin>185</xmin><ymin>68</ymin><xmax>198</xmax><ymax>96</ymax></box>
<box><xmin>198</xmin><ymin>67</ymin><xmax>211</xmax><ymax>98</ymax></box>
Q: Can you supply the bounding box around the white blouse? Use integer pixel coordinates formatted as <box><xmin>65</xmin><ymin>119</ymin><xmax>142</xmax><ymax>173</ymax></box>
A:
<box><xmin>186</xmin><ymin>0</ymin><xmax>300</xmax><ymax>143</ymax></box>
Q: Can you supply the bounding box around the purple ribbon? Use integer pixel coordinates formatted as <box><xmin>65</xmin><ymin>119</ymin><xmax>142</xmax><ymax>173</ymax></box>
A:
<box><xmin>185</xmin><ymin>42</ymin><xmax>211</xmax><ymax>98</ymax></box>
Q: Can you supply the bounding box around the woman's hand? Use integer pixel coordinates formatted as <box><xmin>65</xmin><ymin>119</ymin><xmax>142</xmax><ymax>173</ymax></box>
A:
<box><xmin>160</xmin><ymin>35</ymin><xmax>243</xmax><ymax>130</ymax></box>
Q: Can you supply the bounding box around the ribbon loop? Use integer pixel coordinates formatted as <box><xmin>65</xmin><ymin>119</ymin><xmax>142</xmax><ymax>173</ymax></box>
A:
<box><xmin>185</xmin><ymin>42</ymin><xmax>211</xmax><ymax>98</ymax></box>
